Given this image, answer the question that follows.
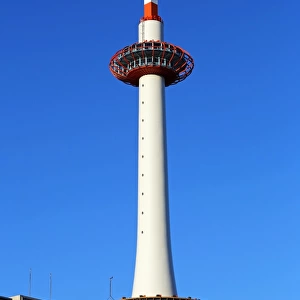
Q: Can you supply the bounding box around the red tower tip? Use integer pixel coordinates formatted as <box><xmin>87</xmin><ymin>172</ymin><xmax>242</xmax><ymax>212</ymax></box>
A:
<box><xmin>144</xmin><ymin>0</ymin><xmax>158</xmax><ymax>18</ymax></box>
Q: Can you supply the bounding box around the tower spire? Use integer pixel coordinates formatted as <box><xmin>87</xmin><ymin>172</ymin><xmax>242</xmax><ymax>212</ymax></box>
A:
<box><xmin>144</xmin><ymin>0</ymin><xmax>159</xmax><ymax>18</ymax></box>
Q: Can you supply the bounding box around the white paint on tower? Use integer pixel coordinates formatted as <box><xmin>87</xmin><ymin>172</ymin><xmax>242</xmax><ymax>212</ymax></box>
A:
<box><xmin>144</xmin><ymin>0</ymin><xmax>158</xmax><ymax>4</ymax></box>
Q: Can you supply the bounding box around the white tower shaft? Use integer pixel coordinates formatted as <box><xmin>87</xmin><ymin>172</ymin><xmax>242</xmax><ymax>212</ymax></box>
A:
<box><xmin>132</xmin><ymin>12</ymin><xmax>177</xmax><ymax>297</ymax></box>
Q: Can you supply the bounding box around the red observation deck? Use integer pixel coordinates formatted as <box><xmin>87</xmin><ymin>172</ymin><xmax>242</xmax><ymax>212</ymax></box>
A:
<box><xmin>109</xmin><ymin>40</ymin><xmax>194</xmax><ymax>87</ymax></box>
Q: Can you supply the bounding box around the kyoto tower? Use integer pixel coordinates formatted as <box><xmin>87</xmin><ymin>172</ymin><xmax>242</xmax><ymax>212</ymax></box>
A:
<box><xmin>109</xmin><ymin>0</ymin><xmax>194</xmax><ymax>299</ymax></box>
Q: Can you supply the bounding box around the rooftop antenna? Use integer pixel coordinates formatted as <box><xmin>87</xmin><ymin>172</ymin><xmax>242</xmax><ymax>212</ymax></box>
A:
<box><xmin>107</xmin><ymin>276</ymin><xmax>114</xmax><ymax>300</ymax></box>
<box><xmin>49</xmin><ymin>273</ymin><xmax>52</xmax><ymax>300</ymax></box>
<box><xmin>29</xmin><ymin>268</ymin><xmax>32</xmax><ymax>296</ymax></box>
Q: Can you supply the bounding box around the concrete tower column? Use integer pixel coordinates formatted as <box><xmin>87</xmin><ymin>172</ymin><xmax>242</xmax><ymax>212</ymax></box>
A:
<box><xmin>132</xmin><ymin>2</ymin><xmax>176</xmax><ymax>296</ymax></box>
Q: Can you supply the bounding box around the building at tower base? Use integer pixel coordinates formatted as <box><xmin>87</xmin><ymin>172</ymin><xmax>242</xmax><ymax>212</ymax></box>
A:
<box><xmin>0</xmin><ymin>295</ymin><xmax>41</xmax><ymax>300</ymax></box>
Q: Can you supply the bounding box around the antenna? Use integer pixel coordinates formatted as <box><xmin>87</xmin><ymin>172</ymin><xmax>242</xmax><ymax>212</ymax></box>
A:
<box><xmin>29</xmin><ymin>268</ymin><xmax>32</xmax><ymax>296</ymax></box>
<box><xmin>107</xmin><ymin>276</ymin><xmax>114</xmax><ymax>300</ymax></box>
<box><xmin>49</xmin><ymin>273</ymin><xmax>52</xmax><ymax>300</ymax></box>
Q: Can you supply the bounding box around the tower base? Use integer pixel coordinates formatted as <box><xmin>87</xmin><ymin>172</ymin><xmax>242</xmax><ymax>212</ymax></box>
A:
<box><xmin>122</xmin><ymin>297</ymin><xmax>197</xmax><ymax>300</ymax></box>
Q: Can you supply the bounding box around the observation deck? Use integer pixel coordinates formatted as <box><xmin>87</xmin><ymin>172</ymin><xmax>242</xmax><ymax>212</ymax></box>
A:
<box><xmin>109</xmin><ymin>41</ymin><xmax>194</xmax><ymax>87</ymax></box>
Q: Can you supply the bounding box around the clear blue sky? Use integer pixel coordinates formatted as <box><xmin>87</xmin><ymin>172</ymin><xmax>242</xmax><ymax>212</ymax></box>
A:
<box><xmin>0</xmin><ymin>0</ymin><xmax>299</xmax><ymax>300</ymax></box>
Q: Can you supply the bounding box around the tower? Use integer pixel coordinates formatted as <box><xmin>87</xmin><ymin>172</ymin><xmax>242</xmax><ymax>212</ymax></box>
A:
<box><xmin>109</xmin><ymin>0</ymin><xmax>194</xmax><ymax>299</ymax></box>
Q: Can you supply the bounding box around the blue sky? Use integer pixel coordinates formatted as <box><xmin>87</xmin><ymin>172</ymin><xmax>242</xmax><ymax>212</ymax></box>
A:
<box><xmin>0</xmin><ymin>0</ymin><xmax>299</xmax><ymax>300</ymax></box>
